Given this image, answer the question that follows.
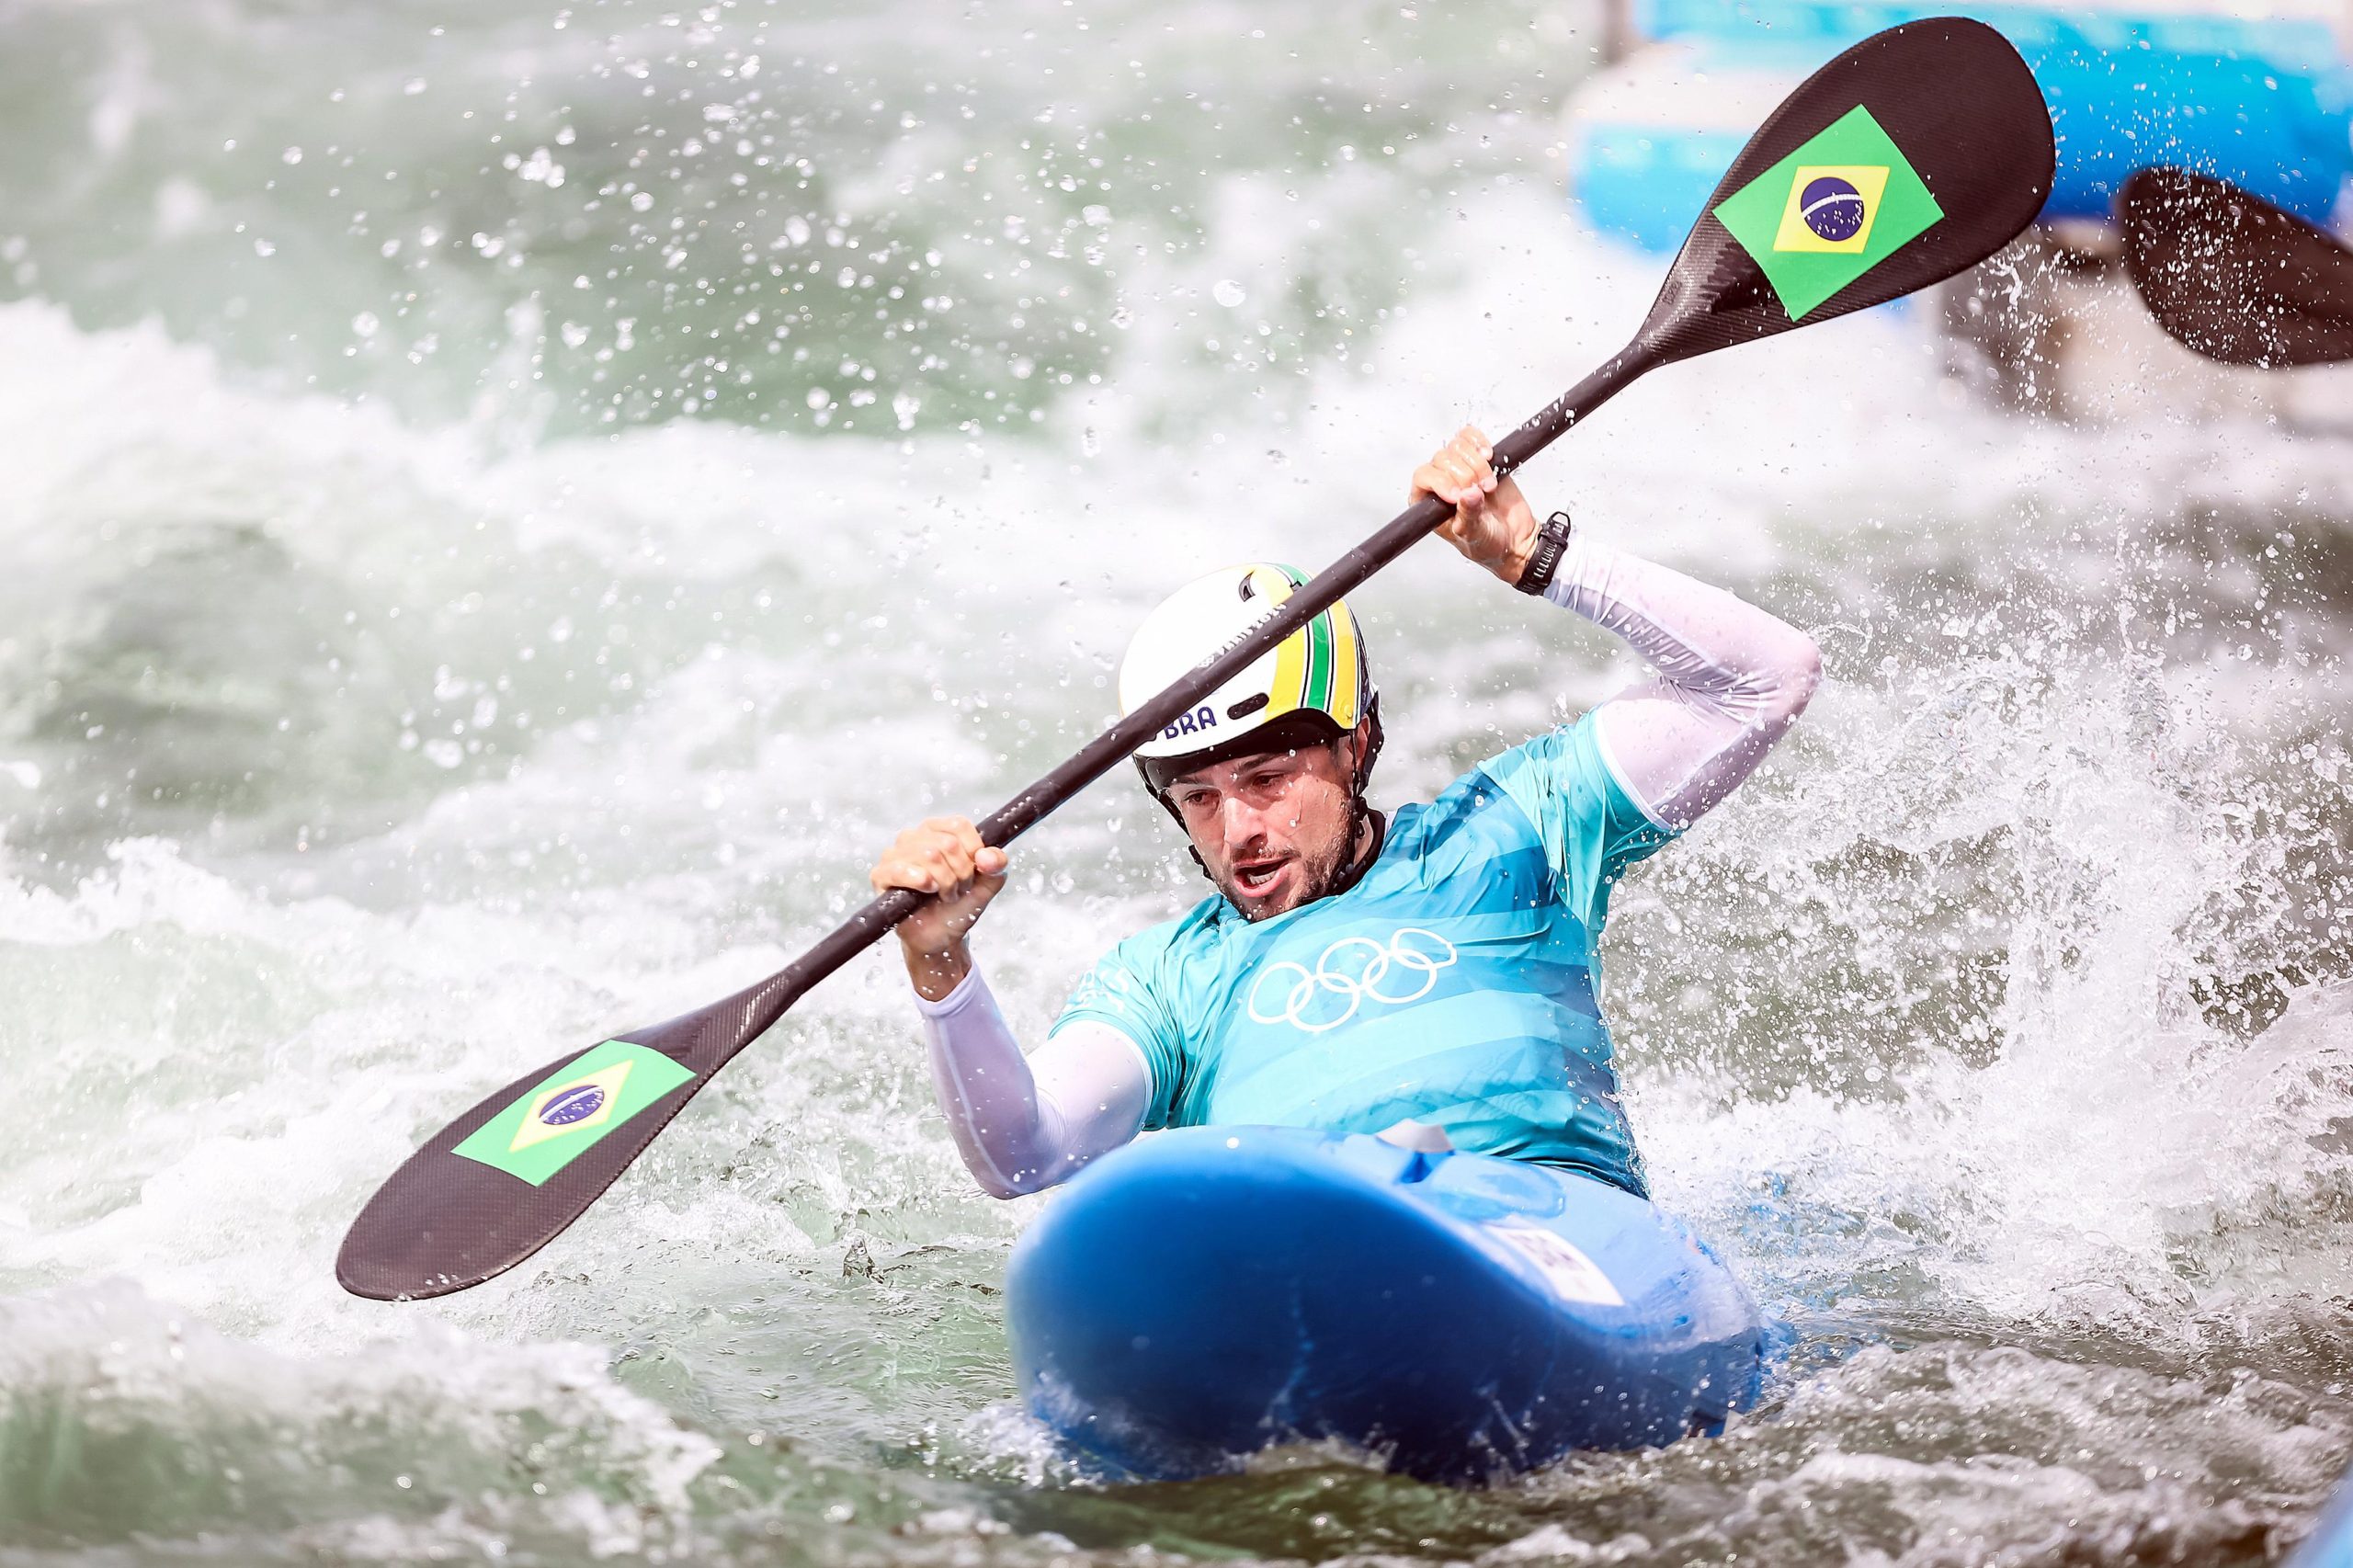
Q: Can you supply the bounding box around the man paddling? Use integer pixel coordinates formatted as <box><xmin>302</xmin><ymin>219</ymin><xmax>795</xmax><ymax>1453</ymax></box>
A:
<box><xmin>870</xmin><ymin>426</ymin><xmax>1821</xmax><ymax>1199</ymax></box>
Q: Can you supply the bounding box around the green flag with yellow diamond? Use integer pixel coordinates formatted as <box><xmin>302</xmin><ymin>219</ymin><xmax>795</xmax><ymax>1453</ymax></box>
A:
<box><xmin>1712</xmin><ymin>104</ymin><xmax>1945</xmax><ymax>323</ymax></box>
<box><xmin>453</xmin><ymin>1039</ymin><xmax>697</xmax><ymax>1187</ymax></box>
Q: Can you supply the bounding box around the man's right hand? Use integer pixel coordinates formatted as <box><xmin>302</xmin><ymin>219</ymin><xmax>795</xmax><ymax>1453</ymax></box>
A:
<box><xmin>870</xmin><ymin>816</ymin><xmax>1009</xmax><ymax>1001</ymax></box>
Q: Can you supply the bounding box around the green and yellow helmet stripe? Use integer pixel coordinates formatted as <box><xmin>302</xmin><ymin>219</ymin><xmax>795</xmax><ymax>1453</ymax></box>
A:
<box><xmin>1252</xmin><ymin>564</ymin><xmax>1361</xmax><ymax>726</ymax></box>
<box><xmin>1252</xmin><ymin>565</ymin><xmax>1308</xmax><ymax>718</ymax></box>
<box><xmin>1263</xmin><ymin>564</ymin><xmax>1327</xmax><ymax>722</ymax></box>
<box><xmin>1302</xmin><ymin>604</ymin><xmax>1334</xmax><ymax>715</ymax></box>
<box><xmin>1326</xmin><ymin>598</ymin><xmax>1362</xmax><ymax>729</ymax></box>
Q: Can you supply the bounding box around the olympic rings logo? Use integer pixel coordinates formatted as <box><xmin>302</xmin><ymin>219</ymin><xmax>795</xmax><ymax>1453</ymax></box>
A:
<box><xmin>1245</xmin><ymin>927</ymin><xmax>1459</xmax><ymax>1034</ymax></box>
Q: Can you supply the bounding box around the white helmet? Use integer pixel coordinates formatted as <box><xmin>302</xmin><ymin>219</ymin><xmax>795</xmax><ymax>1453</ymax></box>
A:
<box><xmin>1119</xmin><ymin>562</ymin><xmax>1382</xmax><ymax>799</ymax></box>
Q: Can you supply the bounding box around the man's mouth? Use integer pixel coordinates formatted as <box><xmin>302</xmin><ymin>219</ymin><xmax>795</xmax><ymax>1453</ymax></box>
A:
<box><xmin>1231</xmin><ymin>856</ymin><xmax>1291</xmax><ymax>899</ymax></box>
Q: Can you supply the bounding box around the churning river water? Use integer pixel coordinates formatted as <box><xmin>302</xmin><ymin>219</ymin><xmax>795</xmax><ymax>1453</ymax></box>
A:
<box><xmin>4</xmin><ymin>0</ymin><xmax>2352</xmax><ymax>1562</ymax></box>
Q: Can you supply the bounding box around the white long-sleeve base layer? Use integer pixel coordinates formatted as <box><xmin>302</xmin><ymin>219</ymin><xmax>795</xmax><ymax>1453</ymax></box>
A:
<box><xmin>917</xmin><ymin>537</ymin><xmax>1822</xmax><ymax>1198</ymax></box>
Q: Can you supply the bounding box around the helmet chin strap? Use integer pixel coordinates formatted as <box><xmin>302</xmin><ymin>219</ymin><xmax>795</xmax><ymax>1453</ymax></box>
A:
<box><xmin>1322</xmin><ymin>796</ymin><xmax>1387</xmax><ymax>903</ymax></box>
<box><xmin>1323</xmin><ymin>694</ymin><xmax>1387</xmax><ymax>897</ymax></box>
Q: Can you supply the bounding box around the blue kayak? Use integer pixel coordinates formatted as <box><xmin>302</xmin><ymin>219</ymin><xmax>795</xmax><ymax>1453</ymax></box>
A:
<box><xmin>2292</xmin><ymin>1464</ymin><xmax>2353</xmax><ymax>1566</ymax></box>
<box><xmin>1006</xmin><ymin>1125</ymin><xmax>1766</xmax><ymax>1482</ymax></box>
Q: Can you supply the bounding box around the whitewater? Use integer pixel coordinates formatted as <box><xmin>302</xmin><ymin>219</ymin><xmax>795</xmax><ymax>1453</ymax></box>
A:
<box><xmin>2</xmin><ymin>0</ymin><xmax>2351</xmax><ymax>1562</ymax></box>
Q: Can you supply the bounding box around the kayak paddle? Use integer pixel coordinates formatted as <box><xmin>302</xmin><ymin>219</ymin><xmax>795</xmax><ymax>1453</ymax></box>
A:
<box><xmin>2118</xmin><ymin>167</ymin><xmax>2353</xmax><ymax>369</ymax></box>
<box><xmin>338</xmin><ymin>15</ymin><xmax>2053</xmax><ymax>1301</ymax></box>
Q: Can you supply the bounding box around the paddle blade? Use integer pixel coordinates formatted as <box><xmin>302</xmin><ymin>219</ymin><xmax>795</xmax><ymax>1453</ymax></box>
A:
<box><xmin>1635</xmin><ymin>17</ymin><xmax>2053</xmax><ymax>364</ymax></box>
<box><xmin>2119</xmin><ymin>167</ymin><xmax>2353</xmax><ymax>369</ymax></box>
<box><xmin>336</xmin><ymin>973</ymin><xmax>790</xmax><ymax>1299</ymax></box>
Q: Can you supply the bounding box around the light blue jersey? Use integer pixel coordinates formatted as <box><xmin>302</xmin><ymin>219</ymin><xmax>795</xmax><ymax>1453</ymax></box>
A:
<box><xmin>1051</xmin><ymin>717</ymin><xmax>1676</xmax><ymax>1196</ymax></box>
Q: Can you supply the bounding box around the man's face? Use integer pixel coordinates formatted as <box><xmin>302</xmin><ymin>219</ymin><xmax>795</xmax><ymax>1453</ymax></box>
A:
<box><xmin>1165</xmin><ymin>728</ymin><xmax>1368</xmax><ymax>921</ymax></box>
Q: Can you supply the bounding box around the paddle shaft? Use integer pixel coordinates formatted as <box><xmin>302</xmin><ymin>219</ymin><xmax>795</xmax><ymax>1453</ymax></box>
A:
<box><xmin>729</xmin><ymin>341</ymin><xmax>1664</xmax><ymax>1057</ymax></box>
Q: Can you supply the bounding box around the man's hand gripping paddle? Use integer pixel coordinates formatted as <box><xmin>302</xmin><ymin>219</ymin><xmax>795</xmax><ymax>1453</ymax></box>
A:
<box><xmin>338</xmin><ymin>17</ymin><xmax>2053</xmax><ymax>1301</ymax></box>
<box><xmin>2116</xmin><ymin>167</ymin><xmax>2353</xmax><ymax>369</ymax></box>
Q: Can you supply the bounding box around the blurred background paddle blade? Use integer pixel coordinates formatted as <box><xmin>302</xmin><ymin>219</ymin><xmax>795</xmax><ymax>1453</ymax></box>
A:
<box><xmin>2119</xmin><ymin>166</ymin><xmax>2353</xmax><ymax>369</ymax></box>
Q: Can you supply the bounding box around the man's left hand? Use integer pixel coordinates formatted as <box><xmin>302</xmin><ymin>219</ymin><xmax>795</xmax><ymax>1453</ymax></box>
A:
<box><xmin>1411</xmin><ymin>424</ymin><xmax>1540</xmax><ymax>586</ymax></box>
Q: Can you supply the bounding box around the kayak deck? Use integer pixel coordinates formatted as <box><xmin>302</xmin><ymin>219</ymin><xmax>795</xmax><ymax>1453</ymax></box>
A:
<box><xmin>1006</xmin><ymin>1126</ymin><xmax>1765</xmax><ymax>1483</ymax></box>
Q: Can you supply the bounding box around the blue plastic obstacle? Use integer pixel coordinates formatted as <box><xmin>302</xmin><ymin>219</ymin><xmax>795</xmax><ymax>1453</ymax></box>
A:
<box><xmin>1006</xmin><ymin>1126</ymin><xmax>1767</xmax><ymax>1483</ymax></box>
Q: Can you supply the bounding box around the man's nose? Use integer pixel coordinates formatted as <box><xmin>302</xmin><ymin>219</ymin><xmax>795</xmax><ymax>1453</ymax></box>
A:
<box><xmin>1219</xmin><ymin>793</ymin><xmax>1267</xmax><ymax>848</ymax></box>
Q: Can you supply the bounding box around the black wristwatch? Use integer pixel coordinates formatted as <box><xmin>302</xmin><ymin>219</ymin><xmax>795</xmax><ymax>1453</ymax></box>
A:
<box><xmin>1512</xmin><ymin>511</ymin><xmax>1574</xmax><ymax>596</ymax></box>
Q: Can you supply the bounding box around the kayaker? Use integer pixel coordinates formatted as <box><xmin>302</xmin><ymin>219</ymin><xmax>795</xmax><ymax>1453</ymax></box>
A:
<box><xmin>870</xmin><ymin>426</ymin><xmax>1821</xmax><ymax>1200</ymax></box>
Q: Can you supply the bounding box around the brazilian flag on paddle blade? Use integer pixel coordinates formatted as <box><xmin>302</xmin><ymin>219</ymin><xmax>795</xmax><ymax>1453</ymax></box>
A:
<box><xmin>1712</xmin><ymin>105</ymin><xmax>1946</xmax><ymax>323</ymax></box>
<box><xmin>452</xmin><ymin>1040</ymin><xmax>697</xmax><ymax>1187</ymax></box>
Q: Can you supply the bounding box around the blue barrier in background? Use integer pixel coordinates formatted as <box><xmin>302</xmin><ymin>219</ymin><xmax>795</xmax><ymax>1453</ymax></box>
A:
<box><xmin>1573</xmin><ymin>3</ymin><xmax>2353</xmax><ymax>249</ymax></box>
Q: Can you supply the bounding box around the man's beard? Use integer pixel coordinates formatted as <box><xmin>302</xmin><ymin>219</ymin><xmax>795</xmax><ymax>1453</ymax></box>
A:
<box><xmin>1216</xmin><ymin>810</ymin><xmax>1367</xmax><ymax>922</ymax></box>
